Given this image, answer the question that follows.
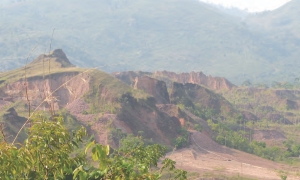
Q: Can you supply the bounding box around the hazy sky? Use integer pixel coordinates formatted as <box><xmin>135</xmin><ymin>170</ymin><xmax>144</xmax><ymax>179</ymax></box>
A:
<box><xmin>200</xmin><ymin>0</ymin><xmax>291</xmax><ymax>12</ymax></box>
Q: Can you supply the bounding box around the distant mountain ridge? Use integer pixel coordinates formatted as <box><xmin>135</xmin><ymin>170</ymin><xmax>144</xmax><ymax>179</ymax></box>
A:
<box><xmin>247</xmin><ymin>0</ymin><xmax>300</xmax><ymax>31</ymax></box>
<box><xmin>1</xmin><ymin>0</ymin><xmax>299</xmax><ymax>84</ymax></box>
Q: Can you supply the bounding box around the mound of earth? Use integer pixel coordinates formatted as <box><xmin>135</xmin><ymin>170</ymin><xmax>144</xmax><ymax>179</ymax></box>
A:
<box><xmin>112</xmin><ymin>71</ymin><xmax>152</xmax><ymax>85</ymax></box>
<box><xmin>170</xmin><ymin>82</ymin><xmax>235</xmax><ymax>115</ymax></box>
<box><xmin>133</xmin><ymin>76</ymin><xmax>170</xmax><ymax>104</ymax></box>
<box><xmin>30</xmin><ymin>49</ymin><xmax>74</xmax><ymax>68</ymax></box>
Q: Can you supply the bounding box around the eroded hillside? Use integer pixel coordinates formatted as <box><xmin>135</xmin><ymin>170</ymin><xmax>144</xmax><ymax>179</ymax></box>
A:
<box><xmin>0</xmin><ymin>50</ymin><xmax>194</xmax><ymax>147</ymax></box>
<box><xmin>1</xmin><ymin>50</ymin><xmax>300</xmax><ymax>179</ymax></box>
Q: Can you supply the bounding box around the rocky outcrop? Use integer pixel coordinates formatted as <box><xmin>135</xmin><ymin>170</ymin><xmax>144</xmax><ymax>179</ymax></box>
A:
<box><xmin>30</xmin><ymin>49</ymin><xmax>74</xmax><ymax>68</ymax></box>
<box><xmin>133</xmin><ymin>76</ymin><xmax>170</xmax><ymax>104</ymax></box>
<box><xmin>156</xmin><ymin>104</ymin><xmax>193</xmax><ymax>126</ymax></box>
<box><xmin>170</xmin><ymin>82</ymin><xmax>235</xmax><ymax>115</ymax></box>
<box><xmin>154</xmin><ymin>70</ymin><xmax>235</xmax><ymax>91</ymax></box>
<box><xmin>113</xmin><ymin>70</ymin><xmax>236</xmax><ymax>91</ymax></box>
<box><xmin>112</xmin><ymin>71</ymin><xmax>152</xmax><ymax>85</ymax></box>
<box><xmin>118</xmin><ymin>93</ymin><xmax>182</xmax><ymax>145</ymax></box>
<box><xmin>156</xmin><ymin>104</ymin><xmax>212</xmax><ymax>136</ymax></box>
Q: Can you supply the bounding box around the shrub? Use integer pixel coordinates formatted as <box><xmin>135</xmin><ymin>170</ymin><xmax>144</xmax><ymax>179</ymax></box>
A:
<box><xmin>0</xmin><ymin>114</ymin><xmax>187</xmax><ymax>179</ymax></box>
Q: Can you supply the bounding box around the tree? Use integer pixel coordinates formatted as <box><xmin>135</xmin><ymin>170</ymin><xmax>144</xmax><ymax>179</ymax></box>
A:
<box><xmin>0</xmin><ymin>114</ymin><xmax>187</xmax><ymax>179</ymax></box>
<box><xmin>0</xmin><ymin>114</ymin><xmax>87</xmax><ymax>179</ymax></box>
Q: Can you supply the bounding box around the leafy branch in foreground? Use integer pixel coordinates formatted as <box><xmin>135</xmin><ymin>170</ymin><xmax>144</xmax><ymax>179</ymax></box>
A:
<box><xmin>73</xmin><ymin>136</ymin><xmax>187</xmax><ymax>179</ymax></box>
<box><xmin>0</xmin><ymin>114</ymin><xmax>186</xmax><ymax>179</ymax></box>
<box><xmin>0</xmin><ymin>113</ymin><xmax>87</xmax><ymax>179</ymax></box>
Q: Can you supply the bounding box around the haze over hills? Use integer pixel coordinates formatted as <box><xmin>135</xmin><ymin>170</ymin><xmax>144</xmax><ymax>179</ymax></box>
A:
<box><xmin>247</xmin><ymin>0</ymin><xmax>300</xmax><ymax>29</ymax></box>
<box><xmin>0</xmin><ymin>0</ymin><xmax>299</xmax><ymax>84</ymax></box>
<box><xmin>211</xmin><ymin>5</ymin><xmax>248</xmax><ymax>19</ymax></box>
<box><xmin>246</xmin><ymin>0</ymin><xmax>300</xmax><ymax>82</ymax></box>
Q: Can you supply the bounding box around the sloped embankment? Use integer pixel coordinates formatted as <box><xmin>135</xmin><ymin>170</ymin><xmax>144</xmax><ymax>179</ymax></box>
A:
<box><xmin>0</xmin><ymin>49</ymin><xmax>189</xmax><ymax>147</ymax></box>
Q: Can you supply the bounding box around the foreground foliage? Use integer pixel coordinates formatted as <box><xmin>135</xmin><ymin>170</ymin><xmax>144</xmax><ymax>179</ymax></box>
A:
<box><xmin>0</xmin><ymin>114</ymin><xmax>186</xmax><ymax>179</ymax></box>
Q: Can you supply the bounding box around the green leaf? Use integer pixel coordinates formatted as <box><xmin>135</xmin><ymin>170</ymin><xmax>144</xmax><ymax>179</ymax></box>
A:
<box><xmin>85</xmin><ymin>141</ymin><xmax>95</xmax><ymax>154</ymax></box>
<box><xmin>73</xmin><ymin>165</ymin><xmax>83</xmax><ymax>179</ymax></box>
<box><xmin>105</xmin><ymin>145</ymin><xmax>110</xmax><ymax>155</ymax></box>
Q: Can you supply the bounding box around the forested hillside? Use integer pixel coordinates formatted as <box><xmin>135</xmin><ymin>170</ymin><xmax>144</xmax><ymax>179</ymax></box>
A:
<box><xmin>1</xmin><ymin>0</ymin><xmax>300</xmax><ymax>83</ymax></box>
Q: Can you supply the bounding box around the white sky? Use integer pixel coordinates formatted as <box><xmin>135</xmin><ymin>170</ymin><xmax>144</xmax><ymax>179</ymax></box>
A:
<box><xmin>199</xmin><ymin>0</ymin><xmax>291</xmax><ymax>12</ymax></box>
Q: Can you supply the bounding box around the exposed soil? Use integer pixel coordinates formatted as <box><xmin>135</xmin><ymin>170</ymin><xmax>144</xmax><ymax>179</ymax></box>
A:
<box><xmin>166</xmin><ymin>131</ymin><xmax>300</xmax><ymax>180</ymax></box>
<box><xmin>66</xmin><ymin>98</ymin><xmax>113</xmax><ymax>145</ymax></box>
<box><xmin>3</xmin><ymin>72</ymin><xmax>90</xmax><ymax>111</ymax></box>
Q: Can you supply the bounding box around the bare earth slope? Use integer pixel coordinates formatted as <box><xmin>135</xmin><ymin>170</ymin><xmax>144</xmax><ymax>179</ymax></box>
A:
<box><xmin>167</xmin><ymin>131</ymin><xmax>300</xmax><ymax>180</ymax></box>
<box><xmin>0</xmin><ymin>50</ymin><xmax>186</xmax><ymax>146</ymax></box>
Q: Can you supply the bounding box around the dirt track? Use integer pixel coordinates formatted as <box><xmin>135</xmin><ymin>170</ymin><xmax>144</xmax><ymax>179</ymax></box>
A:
<box><xmin>166</xmin><ymin>131</ymin><xmax>300</xmax><ymax>180</ymax></box>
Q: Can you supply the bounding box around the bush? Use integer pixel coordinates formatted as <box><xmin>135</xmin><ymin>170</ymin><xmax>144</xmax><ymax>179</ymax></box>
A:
<box><xmin>174</xmin><ymin>128</ymin><xmax>189</xmax><ymax>149</ymax></box>
<box><xmin>194</xmin><ymin>124</ymin><xmax>203</xmax><ymax>132</ymax></box>
<box><xmin>0</xmin><ymin>114</ymin><xmax>187</xmax><ymax>179</ymax></box>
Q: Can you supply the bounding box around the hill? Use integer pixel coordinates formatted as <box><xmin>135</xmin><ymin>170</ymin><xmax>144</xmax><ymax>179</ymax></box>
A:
<box><xmin>247</xmin><ymin>0</ymin><xmax>300</xmax><ymax>33</ymax></box>
<box><xmin>1</xmin><ymin>50</ymin><xmax>300</xmax><ymax>178</ymax></box>
<box><xmin>0</xmin><ymin>50</ymin><xmax>193</xmax><ymax>146</ymax></box>
<box><xmin>245</xmin><ymin>0</ymin><xmax>300</xmax><ymax>83</ymax></box>
<box><xmin>1</xmin><ymin>0</ymin><xmax>296</xmax><ymax>84</ymax></box>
